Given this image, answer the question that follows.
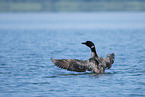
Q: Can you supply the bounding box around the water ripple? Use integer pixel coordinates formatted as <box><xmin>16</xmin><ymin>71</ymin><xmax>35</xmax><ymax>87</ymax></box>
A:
<box><xmin>0</xmin><ymin>12</ymin><xmax>145</xmax><ymax>97</ymax></box>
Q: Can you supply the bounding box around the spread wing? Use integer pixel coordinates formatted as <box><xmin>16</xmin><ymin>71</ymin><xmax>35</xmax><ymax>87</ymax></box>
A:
<box><xmin>51</xmin><ymin>58</ymin><xmax>88</xmax><ymax>72</ymax></box>
<box><xmin>104</xmin><ymin>53</ymin><xmax>115</xmax><ymax>69</ymax></box>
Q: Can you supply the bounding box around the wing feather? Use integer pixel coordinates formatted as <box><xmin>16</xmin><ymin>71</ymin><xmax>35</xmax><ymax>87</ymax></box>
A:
<box><xmin>104</xmin><ymin>53</ymin><xmax>115</xmax><ymax>69</ymax></box>
<box><xmin>51</xmin><ymin>58</ymin><xmax>87</xmax><ymax>72</ymax></box>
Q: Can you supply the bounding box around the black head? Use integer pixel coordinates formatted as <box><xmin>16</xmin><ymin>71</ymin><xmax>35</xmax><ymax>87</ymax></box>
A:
<box><xmin>82</xmin><ymin>41</ymin><xmax>95</xmax><ymax>48</ymax></box>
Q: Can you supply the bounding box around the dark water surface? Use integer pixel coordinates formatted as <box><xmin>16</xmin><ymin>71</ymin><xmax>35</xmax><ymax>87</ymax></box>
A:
<box><xmin>0</xmin><ymin>12</ymin><xmax>145</xmax><ymax>97</ymax></box>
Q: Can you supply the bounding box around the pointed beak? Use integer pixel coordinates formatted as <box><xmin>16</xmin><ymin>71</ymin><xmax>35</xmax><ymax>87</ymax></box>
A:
<box><xmin>81</xmin><ymin>42</ymin><xmax>86</xmax><ymax>44</ymax></box>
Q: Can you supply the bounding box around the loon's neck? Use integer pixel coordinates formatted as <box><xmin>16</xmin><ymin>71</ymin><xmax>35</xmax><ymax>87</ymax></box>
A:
<box><xmin>91</xmin><ymin>47</ymin><xmax>98</xmax><ymax>58</ymax></box>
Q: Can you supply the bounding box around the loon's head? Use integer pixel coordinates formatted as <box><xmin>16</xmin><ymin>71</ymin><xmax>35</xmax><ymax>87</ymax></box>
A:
<box><xmin>81</xmin><ymin>41</ymin><xmax>95</xmax><ymax>49</ymax></box>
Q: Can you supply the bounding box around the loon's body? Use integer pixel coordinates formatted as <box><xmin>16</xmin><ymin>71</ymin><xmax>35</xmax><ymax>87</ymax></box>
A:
<box><xmin>51</xmin><ymin>41</ymin><xmax>115</xmax><ymax>74</ymax></box>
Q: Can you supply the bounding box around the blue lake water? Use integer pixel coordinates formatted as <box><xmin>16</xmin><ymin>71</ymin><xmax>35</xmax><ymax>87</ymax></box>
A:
<box><xmin>0</xmin><ymin>12</ymin><xmax>145</xmax><ymax>97</ymax></box>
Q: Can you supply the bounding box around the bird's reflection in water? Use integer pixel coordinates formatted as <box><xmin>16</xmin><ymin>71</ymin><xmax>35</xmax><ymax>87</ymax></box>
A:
<box><xmin>59</xmin><ymin>72</ymin><xmax>113</xmax><ymax>78</ymax></box>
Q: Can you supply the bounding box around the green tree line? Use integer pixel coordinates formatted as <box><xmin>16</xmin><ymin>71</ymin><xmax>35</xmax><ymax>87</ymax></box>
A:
<box><xmin>0</xmin><ymin>0</ymin><xmax>145</xmax><ymax>12</ymax></box>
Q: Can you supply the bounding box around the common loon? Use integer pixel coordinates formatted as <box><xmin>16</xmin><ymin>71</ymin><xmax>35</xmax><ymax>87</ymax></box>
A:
<box><xmin>51</xmin><ymin>41</ymin><xmax>115</xmax><ymax>74</ymax></box>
